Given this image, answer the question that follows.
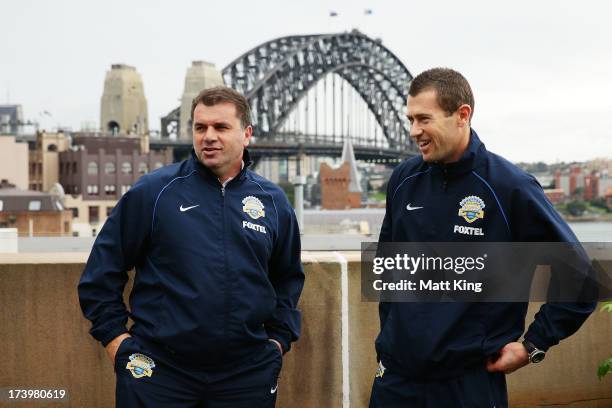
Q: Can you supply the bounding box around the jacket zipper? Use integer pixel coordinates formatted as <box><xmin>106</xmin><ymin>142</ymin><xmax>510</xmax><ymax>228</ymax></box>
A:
<box><xmin>220</xmin><ymin>181</ymin><xmax>229</xmax><ymax>357</ymax></box>
<box><xmin>442</xmin><ymin>168</ymin><xmax>449</xmax><ymax>192</ymax></box>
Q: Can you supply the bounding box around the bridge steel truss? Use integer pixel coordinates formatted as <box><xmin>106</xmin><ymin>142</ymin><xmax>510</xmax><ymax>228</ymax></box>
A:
<box><xmin>160</xmin><ymin>30</ymin><xmax>417</xmax><ymax>160</ymax></box>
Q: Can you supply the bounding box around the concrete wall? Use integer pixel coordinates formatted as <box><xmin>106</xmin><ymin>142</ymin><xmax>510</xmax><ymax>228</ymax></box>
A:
<box><xmin>0</xmin><ymin>253</ymin><xmax>611</xmax><ymax>407</ymax></box>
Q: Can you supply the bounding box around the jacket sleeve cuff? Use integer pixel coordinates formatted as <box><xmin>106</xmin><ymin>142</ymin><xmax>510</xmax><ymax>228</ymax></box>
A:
<box><xmin>266</xmin><ymin>329</ymin><xmax>292</xmax><ymax>354</ymax></box>
<box><xmin>98</xmin><ymin>325</ymin><xmax>129</xmax><ymax>347</ymax></box>
<box><xmin>523</xmin><ymin>330</ymin><xmax>551</xmax><ymax>352</ymax></box>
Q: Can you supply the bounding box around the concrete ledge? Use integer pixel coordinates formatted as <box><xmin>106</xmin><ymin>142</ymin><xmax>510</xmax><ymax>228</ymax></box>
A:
<box><xmin>0</xmin><ymin>253</ymin><xmax>610</xmax><ymax>407</ymax></box>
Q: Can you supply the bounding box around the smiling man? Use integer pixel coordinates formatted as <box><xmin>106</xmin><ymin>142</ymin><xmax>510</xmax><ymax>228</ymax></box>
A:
<box><xmin>369</xmin><ymin>68</ymin><xmax>595</xmax><ymax>407</ymax></box>
<box><xmin>78</xmin><ymin>86</ymin><xmax>304</xmax><ymax>407</ymax></box>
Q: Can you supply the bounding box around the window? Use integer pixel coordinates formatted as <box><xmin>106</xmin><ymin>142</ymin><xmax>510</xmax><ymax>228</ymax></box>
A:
<box><xmin>121</xmin><ymin>185</ymin><xmax>132</xmax><ymax>195</ymax></box>
<box><xmin>71</xmin><ymin>162</ymin><xmax>77</xmax><ymax>174</ymax></box>
<box><xmin>0</xmin><ymin>200</ymin><xmax>3</xmax><ymax>211</ymax></box>
<box><xmin>87</xmin><ymin>185</ymin><xmax>99</xmax><ymax>195</ymax></box>
<box><xmin>154</xmin><ymin>162</ymin><xmax>163</xmax><ymax>170</ymax></box>
<box><xmin>121</xmin><ymin>162</ymin><xmax>132</xmax><ymax>174</ymax></box>
<box><xmin>70</xmin><ymin>207</ymin><xmax>79</xmax><ymax>218</ymax></box>
<box><xmin>105</xmin><ymin>185</ymin><xmax>116</xmax><ymax>195</ymax></box>
<box><xmin>138</xmin><ymin>162</ymin><xmax>148</xmax><ymax>174</ymax></box>
<box><xmin>89</xmin><ymin>206</ymin><xmax>99</xmax><ymax>224</ymax></box>
<box><xmin>28</xmin><ymin>200</ymin><xmax>42</xmax><ymax>211</ymax></box>
<box><xmin>105</xmin><ymin>162</ymin><xmax>116</xmax><ymax>175</ymax></box>
<box><xmin>106</xmin><ymin>206</ymin><xmax>114</xmax><ymax>217</ymax></box>
<box><xmin>87</xmin><ymin>162</ymin><xmax>98</xmax><ymax>175</ymax></box>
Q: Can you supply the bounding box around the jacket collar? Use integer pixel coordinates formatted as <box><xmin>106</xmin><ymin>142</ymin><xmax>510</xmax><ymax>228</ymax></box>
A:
<box><xmin>428</xmin><ymin>129</ymin><xmax>487</xmax><ymax>177</ymax></box>
<box><xmin>189</xmin><ymin>148</ymin><xmax>253</xmax><ymax>183</ymax></box>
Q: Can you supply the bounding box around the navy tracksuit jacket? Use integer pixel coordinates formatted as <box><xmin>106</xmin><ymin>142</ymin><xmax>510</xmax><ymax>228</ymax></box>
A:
<box><xmin>78</xmin><ymin>149</ymin><xmax>304</xmax><ymax>368</ymax></box>
<box><xmin>375</xmin><ymin>130</ymin><xmax>596</xmax><ymax>381</ymax></box>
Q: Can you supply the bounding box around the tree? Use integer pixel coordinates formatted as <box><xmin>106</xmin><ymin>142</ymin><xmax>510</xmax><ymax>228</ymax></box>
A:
<box><xmin>277</xmin><ymin>181</ymin><xmax>295</xmax><ymax>207</ymax></box>
<box><xmin>573</xmin><ymin>187</ymin><xmax>584</xmax><ymax>199</ymax></box>
<box><xmin>566</xmin><ymin>201</ymin><xmax>587</xmax><ymax>216</ymax></box>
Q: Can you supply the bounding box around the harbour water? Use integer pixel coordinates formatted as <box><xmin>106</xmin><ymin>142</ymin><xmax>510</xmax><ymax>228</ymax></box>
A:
<box><xmin>568</xmin><ymin>222</ymin><xmax>612</xmax><ymax>242</ymax></box>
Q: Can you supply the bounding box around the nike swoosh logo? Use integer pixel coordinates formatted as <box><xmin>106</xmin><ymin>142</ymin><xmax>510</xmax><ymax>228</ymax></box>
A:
<box><xmin>406</xmin><ymin>203</ymin><xmax>424</xmax><ymax>211</ymax></box>
<box><xmin>179</xmin><ymin>204</ymin><xmax>200</xmax><ymax>212</ymax></box>
<box><xmin>270</xmin><ymin>385</ymin><xmax>278</xmax><ymax>394</ymax></box>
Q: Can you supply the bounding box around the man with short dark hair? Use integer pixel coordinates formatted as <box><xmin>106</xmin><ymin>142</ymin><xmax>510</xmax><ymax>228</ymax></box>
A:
<box><xmin>369</xmin><ymin>68</ymin><xmax>595</xmax><ymax>407</ymax></box>
<box><xmin>79</xmin><ymin>86</ymin><xmax>304</xmax><ymax>407</ymax></box>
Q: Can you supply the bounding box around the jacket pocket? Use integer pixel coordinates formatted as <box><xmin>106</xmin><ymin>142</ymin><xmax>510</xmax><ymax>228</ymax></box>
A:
<box><xmin>113</xmin><ymin>336</ymin><xmax>132</xmax><ymax>372</ymax></box>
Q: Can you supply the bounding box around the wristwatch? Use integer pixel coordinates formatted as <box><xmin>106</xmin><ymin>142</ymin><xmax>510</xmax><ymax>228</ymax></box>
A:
<box><xmin>522</xmin><ymin>339</ymin><xmax>546</xmax><ymax>363</ymax></box>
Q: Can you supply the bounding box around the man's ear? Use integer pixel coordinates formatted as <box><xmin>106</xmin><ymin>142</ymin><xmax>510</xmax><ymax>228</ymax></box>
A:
<box><xmin>457</xmin><ymin>104</ymin><xmax>472</xmax><ymax>128</ymax></box>
<box><xmin>243</xmin><ymin>126</ymin><xmax>253</xmax><ymax>147</ymax></box>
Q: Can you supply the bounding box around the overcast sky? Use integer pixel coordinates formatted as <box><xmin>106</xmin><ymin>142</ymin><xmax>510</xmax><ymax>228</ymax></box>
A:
<box><xmin>2</xmin><ymin>0</ymin><xmax>611</xmax><ymax>163</ymax></box>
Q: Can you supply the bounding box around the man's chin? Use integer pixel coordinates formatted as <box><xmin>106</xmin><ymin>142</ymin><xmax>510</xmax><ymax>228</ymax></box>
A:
<box><xmin>199</xmin><ymin>156</ymin><xmax>219</xmax><ymax>168</ymax></box>
<box><xmin>203</xmin><ymin>160</ymin><xmax>220</xmax><ymax>169</ymax></box>
<box><xmin>421</xmin><ymin>154</ymin><xmax>436</xmax><ymax>163</ymax></box>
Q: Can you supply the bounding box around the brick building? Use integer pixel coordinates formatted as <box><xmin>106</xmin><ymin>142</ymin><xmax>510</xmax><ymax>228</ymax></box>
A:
<box><xmin>583</xmin><ymin>172</ymin><xmax>599</xmax><ymax>201</ymax></box>
<box><xmin>319</xmin><ymin>162</ymin><xmax>361</xmax><ymax>209</ymax></box>
<box><xmin>0</xmin><ymin>180</ymin><xmax>72</xmax><ymax>237</ymax></box>
<box><xmin>320</xmin><ymin>139</ymin><xmax>362</xmax><ymax>210</ymax></box>
<box><xmin>58</xmin><ymin>133</ymin><xmax>172</xmax><ymax>236</ymax></box>
<box><xmin>28</xmin><ymin>131</ymin><xmax>70</xmax><ymax>192</ymax></box>
<box><xmin>554</xmin><ymin>166</ymin><xmax>605</xmax><ymax>200</ymax></box>
<box><xmin>544</xmin><ymin>188</ymin><xmax>565</xmax><ymax>204</ymax></box>
<box><xmin>59</xmin><ymin>134</ymin><xmax>170</xmax><ymax>200</ymax></box>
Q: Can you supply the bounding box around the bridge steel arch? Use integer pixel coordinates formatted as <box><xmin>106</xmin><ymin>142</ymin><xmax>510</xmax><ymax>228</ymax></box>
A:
<box><xmin>221</xmin><ymin>30</ymin><xmax>416</xmax><ymax>155</ymax></box>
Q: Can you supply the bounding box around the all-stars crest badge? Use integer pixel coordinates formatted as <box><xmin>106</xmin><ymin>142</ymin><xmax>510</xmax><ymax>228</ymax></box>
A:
<box><xmin>242</xmin><ymin>196</ymin><xmax>265</xmax><ymax>220</ymax></box>
<box><xmin>125</xmin><ymin>353</ymin><xmax>156</xmax><ymax>378</ymax></box>
<box><xmin>458</xmin><ymin>195</ymin><xmax>485</xmax><ymax>223</ymax></box>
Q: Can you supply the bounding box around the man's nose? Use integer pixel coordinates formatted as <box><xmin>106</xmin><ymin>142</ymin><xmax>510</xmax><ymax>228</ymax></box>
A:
<box><xmin>202</xmin><ymin>128</ymin><xmax>218</xmax><ymax>142</ymax></box>
<box><xmin>410</xmin><ymin>123</ymin><xmax>423</xmax><ymax>139</ymax></box>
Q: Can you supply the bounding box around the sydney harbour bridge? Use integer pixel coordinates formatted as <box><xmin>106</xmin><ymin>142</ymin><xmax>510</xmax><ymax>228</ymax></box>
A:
<box><xmin>154</xmin><ymin>30</ymin><xmax>418</xmax><ymax>165</ymax></box>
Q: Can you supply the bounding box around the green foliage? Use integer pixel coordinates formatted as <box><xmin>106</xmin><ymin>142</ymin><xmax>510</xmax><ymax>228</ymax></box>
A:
<box><xmin>277</xmin><ymin>182</ymin><xmax>295</xmax><ymax>207</ymax></box>
<box><xmin>598</xmin><ymin>358</ymin><xmax>612</xmax><ymax>380</ymax></box>
<box><xmin>598</xmin><ymin>301</ymin><xmax>612</xmax><ymax>380</ymax></box>
<box><xmin>378</xmin><ymin>180</ymin><xmax>389</xmax><ymax>194</ymax></box>
<box><xmin>590</xmin><ymin>197</ymin><xmax>611</xmax><ymax>212</ymax></box>
<box><xmin>369</xmin><ymin>192</ymin><xmax>386</xmax><ymax>202</ymax></box>
<box><xmin>573</xmin><ymin>187</ymin><xmax>584</xmax><ymax>198</ymax></box>
<box><xmin>566</xmin><ymin>200</ymin><xmax>587</xmax><ymax>216</ymax></box>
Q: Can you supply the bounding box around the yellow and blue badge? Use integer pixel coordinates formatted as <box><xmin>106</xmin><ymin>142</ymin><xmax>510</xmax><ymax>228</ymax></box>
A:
<box><xmin>458</xmin><ymin>195</ymin><xmax>485</xmax><ymax>223</ymax></box>
<box><xmin>242</xmin><ymin>196</ymin><xmax>265</xmax><ymax>220</ymax></box>
<box><xmin>126</xmin><ymin>353</ymin><xmax>156</xmax><ymax>378</ymax></box>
